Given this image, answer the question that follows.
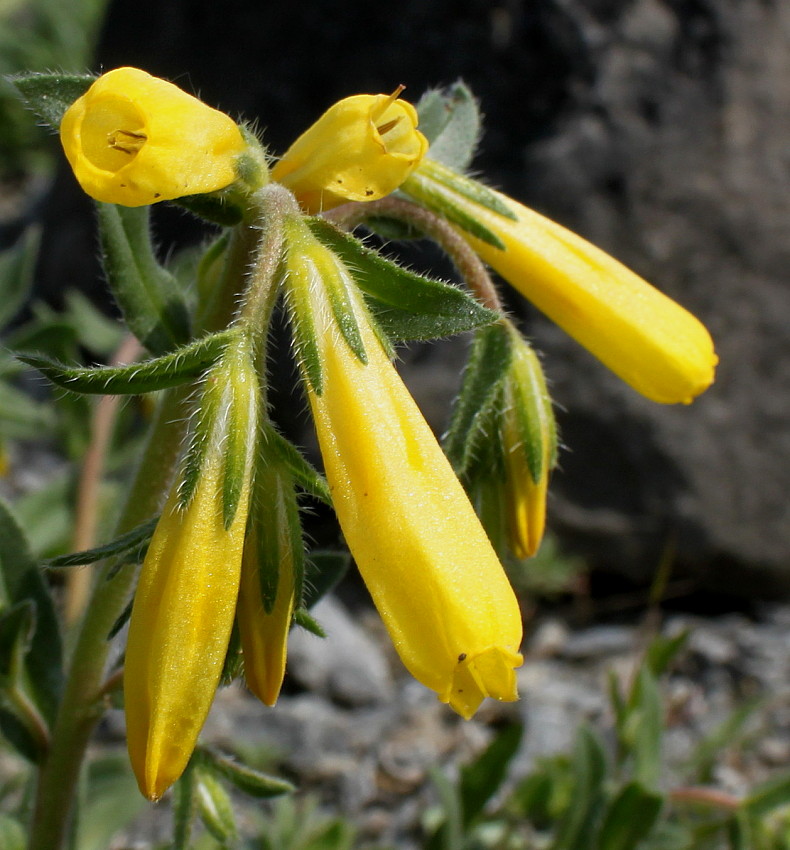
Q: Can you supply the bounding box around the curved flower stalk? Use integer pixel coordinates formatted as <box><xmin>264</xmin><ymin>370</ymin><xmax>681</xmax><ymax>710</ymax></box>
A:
<box><xmin>283</xmin><ymin>221</ymin><xmax>523</xmax><ymax>718</ymax></box>
<box><xmin>403</xmin><ymin>159</ymin><xmax>717</xmax><ymax>405</ymax></box>
<box><xmin>124</xmin><ymin>339</ymin><xmax>259</xmax><ymax>800</ymax></box>
<box><xmin>60</xmin><ymin>67</ymin><xmax>249</xmax><ymax>206</ymax></box>
<box><xmin>272</xmin><ymin>89</ymin><xmax>428</xmax><ymax>213</ymax></box>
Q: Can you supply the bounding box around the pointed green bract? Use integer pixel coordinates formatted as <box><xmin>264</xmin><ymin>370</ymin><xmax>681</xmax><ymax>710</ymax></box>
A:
<box><xmin>443</xmin><ymin>321</ymin><xmax>513</xmax><ymax>477</ymax></box>
<box><xmin>98</xmin><ymin>203</ymin><xmax>191</xmax><ymax>354</ymax></box>
<box><xmin>197</xmin><ymin>749</ymin><xmax>294</xmax><ymax>798</ymax></box>
<box><xmin>265</xmin><ymin>427</ymin><xmax>332</xmax><ymax>506</ymax></box>
<box><xmin>10</xmin><ymin>72</ymin><xmax>95</xmax><ymax>129</ymax></box>
<box><xmin>416</xmin><ymin>81</ymin><xmax>481</xmax><ymax>171</ymax></box>
<box><xmin>308</xmin><ymin>218</ymin><xmax>498</xmax><ymax>341</ymax></box>
<box><xmin>321</xmin><ymin>256</ymin><xmax>368</xmax><ymax>364</ymax></box>
<box><xmin>44</xmin><ymin>517</ymin><xmax>159</xmax><ymax>569</ymax></box>
<box><xmin>19</xmin><ymin>329</ymin><xmax>240</xmax><ymax>395</ymax></box>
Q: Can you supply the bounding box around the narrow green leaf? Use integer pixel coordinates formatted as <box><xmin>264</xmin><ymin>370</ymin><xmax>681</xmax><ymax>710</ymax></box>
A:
<box><xmin>0</xmin><ymin>499</ymin><xmax>62</xmax><ymax>723</ymax></box>
<box><xmin>416</xmin><ymin>81</ymin><xmax>481</xmax><ymax>171</ymax></box>
<box><xmin>443</xmin><ymin>322</ymin><xmax>512</xmax><ymax>476</ymax></box>
<box><xmin>628</xmin><ymin>666</ymin><xmax>663</xmax><ymax>790</ymax></box>
<box><xmin>0</xmin><ymin>226</ymin><xmax>40</xmax><ymax>329</ymax></box>
<box><xmin>742</xmin><ymin>772</ymin><xmax>790</xmax><ymax>819</ymax></box>
<box><xmin>460</xmin><ymin>722</ymin><xmax>523</xmax><ymax>827</ymax></box>
<box><xmin>645</xmin><ymin>630</ymin><xmax>690</xmax><ymax>678</ymax></box>
<box><xmin>195</xmin><ymin>768</ymin><xmax>238</xmax><ymax>844</ymax></box>
<box><xmin>596</xmin><ymin>781</ymin><xmax>663</xmax><ymax>850</ymax></box>
<box><xmin>10</xmin><ymin>72</ymin><xmax>94</xmax><ymax>129</ymax></box>
<box><xmin>0</xmin><ymin>706</ymin><xmax>39</xmax><ymax>762</ymax></box>
<box><xmin>0</xmin><ymin>600</ymin><xmax>35</xmax><ymax>682</ymax></box>
<box><xmin>308</xmin><ymin>218</ymin><xmax>498</xmax><ymax>341</ymax></box>
<box><xmin>63</xmin><ymin>290</ymin><xmax>126</xmax><ymax>356</ymax></box>
<box><xmin>44</xmin><ymin>516</ymin><xmax>158</xmax><ymax>569</ymax></box>
<box><xmin>0</xmin><ymin>380</ymin><xmax>56</xmax><ymax>439</ymax></box>
<box><xmin>550</xmin><ymin>726</ymin><xmax>607</xmax><ymax>850</ymax></box>
<box><xmin>198</xmin><ymin>749</ymin><xmax>295</xmax><ymax>798</ymax></box>
<box><xmin>18</xmin><ymin>328</ymin><xmax>238</xmax><ymax>395</ymax></box>
<box><xmin>0</xmin><ymin>814</ymin><xmax>25</xmax><ymax>850</ymax></box>
<box><xmin>98</xmin><ymin>203</ymin><xmax>191</xmax><ymax>354</ymax></box>
<box><xmin>265</xmin><ymin>428</ymin><xmax>332</xmax><ymax>506</ymax></box>
<box><xmin>293</xmin><ymin>607</ymin><xmax>326</xmax><ymax>638</ymax></box>
<box><xmin>427</xmin><ymin>766</ymin><xmax>464</xmax><ymax>850</ymax></box>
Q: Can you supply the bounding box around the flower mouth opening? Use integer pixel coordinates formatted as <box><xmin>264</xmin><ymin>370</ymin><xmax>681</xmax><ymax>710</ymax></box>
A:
<box><xmin>81</xmin><ymin>96</ymin><xmax>147</xmax><ymax>173</ymax></box>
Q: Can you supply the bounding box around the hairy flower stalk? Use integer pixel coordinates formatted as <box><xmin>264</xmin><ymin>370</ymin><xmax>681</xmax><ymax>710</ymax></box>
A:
<box><xmin>60</xmin><ymin>67</ymin><xmax>248</xmax><ymax>206</ymax></box>
<box><xmin>124</xmin><ymin>339</ymin><xmax>259</xmax><ymax>799</ymax></box>
<box><xmin>272</xmin><ymin>89</ymin><xmax>428</xmax><ymax>213</ymax></box>
<box><xmin>283</xmin><ymin>221</ymin><xmax>523</xmax><ymax>718</ymax></box>
<box><xmin>403</xmin><ymin>159</ymin><xmax>717</xmax><ymax>404</ymax></box>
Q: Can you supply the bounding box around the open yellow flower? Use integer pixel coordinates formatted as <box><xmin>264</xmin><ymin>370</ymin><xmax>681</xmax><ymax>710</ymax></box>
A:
<box><xmin>124</xmin><ymin>342</ymin><xmax>258</xmax><ymax>800</ymax></box>
<box><xmin>284</xmin><ymin>222</ymin><xmax>523</xmax><ymax>718</ymax></box>
<box><xmin>60</xmin><ymin>67</ymin><xmax>247</xmax><ymax>206</ymax></box>
<box><xmin>403</xmin><ymin>160</ymin><xmax>718</xmax><ymax>405</ymax></box>
<box><xmin>272</xmin><ymin>90</ymin><xmax>428</xmax><ymax>214</ymax></box>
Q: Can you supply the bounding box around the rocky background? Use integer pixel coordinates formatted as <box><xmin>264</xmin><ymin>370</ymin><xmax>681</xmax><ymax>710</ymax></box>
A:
<box><xmin>34</xmin><ymin>0</ymin><xmax>790</xmax><ymax>596</ymax></box>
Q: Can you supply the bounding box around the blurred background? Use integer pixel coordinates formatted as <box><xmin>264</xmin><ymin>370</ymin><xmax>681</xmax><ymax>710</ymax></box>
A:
<box><xmin>2</xmin><ymin>0</ymin><xmax>789</xmax><ymax>606</ymax></box>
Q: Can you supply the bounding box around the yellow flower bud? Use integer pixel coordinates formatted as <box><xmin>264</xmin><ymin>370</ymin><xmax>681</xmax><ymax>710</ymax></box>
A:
<box><xmin>405</xmin><ymin>161</ymin><xmax>718</xmax><ymax>405</ymax></box>
<box><xmin>60</xmin><ymin>67</ymin><xmax>247</xmax><ymax>207</ymax></box>
<box><xmin>285</xmin><ymin>226</ymin><xmax>523</xmax><ymax>718</ymax></box>
<box><xmin>501</xmin><ymin>328</ymin><xmax>556</xmax><ymax>559</ymax></box>
<box><xmin>272</xmin><ymin>89</ymin><xmax>428</xmax><ymax>214</ymax></box>
<box><xmin>124</xmin><ymin>344</ymin><xmax>258</xmax><ymax>800</ymax></box>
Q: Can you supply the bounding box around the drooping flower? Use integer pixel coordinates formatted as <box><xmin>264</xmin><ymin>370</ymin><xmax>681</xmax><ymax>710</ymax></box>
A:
<box><xmin>60</xmin><ymin>67</ymin><xmax>247</xmax><ymax>206</ymax></box>
<box><xmin>282</xmin><ymin>220</ymin><xmax>523</xmax><ymax>718</ymax></box>
<box><xmin>124</xmin><ymin>340</ymin><xmax>258</xmax><ymax>800</ymax></box>
<box><xmin>272</xmin><ymin>89</ymin><xmax>428</xmax><ymax>213</ymax></box>
<box><xmin>403</xmin><ymin>159</ymin><xmax>717</xmax><ymax>405</ymax></box>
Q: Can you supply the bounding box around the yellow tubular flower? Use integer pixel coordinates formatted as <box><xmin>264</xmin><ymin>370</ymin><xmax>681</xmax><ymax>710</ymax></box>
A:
<box><xmin>272</xmin><ymin>90</ymin><xmax>428</xmax><ymax>213</ymax></box>
<box><xmin>286</xmin><ymin>225</ymin><xmax>523</xmax><ymax>718</ymax></box>
<box><xmin>60</xmin><ymin>67</ymin><xmax>247</xmax><ymax>206</ymax></box>
<box><xmin>124</xmin><ymin>344</ymin><xmax>257</xmax><ymax>800</ymax></box>
<box><xmin>405</xmin><ymin>161</ymin><xmax>718</xmax><ymax>405</ymax></box>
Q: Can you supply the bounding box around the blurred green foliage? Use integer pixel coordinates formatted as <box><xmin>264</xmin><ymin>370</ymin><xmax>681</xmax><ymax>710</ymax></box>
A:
<box><xmin>0</xmin><ymin>0</ymin><xmax>107</xmax><ymax>177</ymax></box>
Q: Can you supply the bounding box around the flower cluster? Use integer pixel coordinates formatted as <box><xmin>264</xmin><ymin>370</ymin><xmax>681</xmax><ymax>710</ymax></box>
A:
<box><xmin>52</xmin><ymin>68</ymin><xmax>717</xmax><ymax>800</ymax></box>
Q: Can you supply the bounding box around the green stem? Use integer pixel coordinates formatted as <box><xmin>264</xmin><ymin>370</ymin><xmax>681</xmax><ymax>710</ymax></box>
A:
<box><xmin>27</xmin><ymin>216</ymin><xmax>262</xmax><ymax>850</ymax></box>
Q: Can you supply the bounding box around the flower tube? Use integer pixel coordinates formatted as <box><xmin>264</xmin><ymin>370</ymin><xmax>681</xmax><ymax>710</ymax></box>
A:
<box><xmin>283</xmin><ymin>221</ymin><xmax>523</xmax><ymax>718</ymax></box>
<box><xmin>124</xmin><ymin>341</ymin><xmax>258</xmax><ymax>800</ymax></box>
<box><xmin>272</xmin><ymin>90</ymin><xmax>428</xmax><ymax>213</ymax></box>
<box><xmin>403</xmin><ymin>160</ymin><xmax>717</xmax><ymax>404</ymax></box>
<box><xmin>60</xmin><ymin>67</ymin><xmax>247</xmax><ymax>206</ymax></box>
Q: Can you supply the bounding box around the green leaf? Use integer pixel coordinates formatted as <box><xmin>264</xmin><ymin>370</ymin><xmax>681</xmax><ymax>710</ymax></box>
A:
<box><xmin>416</xmin><ymin>81</ymin><xmax>481</xmax><ymax>171</ymax></box>
<box><xmin>550</xmin><ymin>726</ymin><xmax>607</xmax><ymax>850</ymax></box>
<box><xmin>0</xmin><ymin>706</ymin><xmax>39</xmax><ymax>763</ymax></box>
<box><xmin>198</xmin><ymin>749</ymin><xmax>294</xmax><ymax>798</ymax></box>
<box><xmin>195</xmin><ymin>768</ymin><xmax>238</xmax><ymax>844</ymax></box>
<box><xmin>265</xmin><ymin>428</ymin><xmax>332</xmax><ymax>507</ymax></box>
<box><xmin>0</xmin><ymin>226</ymin><xmax>40</xmax><ymax>329</ymax></box>
<box><xmin>443</xmin><ymin>321</ymin><xmax>512</xmax><ymax>476</ymax></box>
<box><xmin>97</xmin><ymin>203</ymin><xmax>191</xmax><ymax>354</ymax></box>
<box><xmin>427</xmin><ymin>766</ymin><xmax>464</xmax><ymax>850</ymax></box>
<box><xmin>10</xmin><ymin>72</ymin><xmax>94</xmax><ymax>129</ymax></box>
<box><xmin>627</xmin><ymin>666</ymin><xmax>663</xmax><ymax>790</ymax></box>
<box><xmin>0</xmin><ymin>814</ymin><xmax>26</xmax><ymax>850</ymax></box>
<box><xmin>292</xmin><ymin>608</ymin><xmax>327</xmax><ymax>639</ymax></box>
<box><xmin>44</xmin><ymin>516</ymin><xmax>158</xmax><ymax>569</ymax></box>
<box><xmin>0</xmin><ymin>379</ymin><xmax>57</xmax><ymax>439</ymax></box>
<box><xmin>0</xmin><ymin>600</ymin><xmax>35</xmax><ymax>682</ymax></box>
<box><xmin>644</xmin><ymin>630</ymin><xmax>690</xmax><ymax>678</ymax></box>
<box><xmin>459</xmin><ymin>722</ymin><xmax>523</xmax><ymax>827</ymax></box>
<box><xmin>0</xmin><ymin>499</ymin><xmax>62</xmax><ymax>724</ymax></box>
<box><xmin>307</xmin><ymin>218</ymin><xmax>498</xmax><ymax>342</ymax></box>
<box><xmin>19</xmin><ymin>328</ymin><xmax>239</xmax><ymax>395</ymax></box>
<box><xmin>596</xmin><ymin>781</ymin><xmax>664</xmax><ymax>850</ymax></box>
<box><xmin>742</xmin><ymin>772</ymin><xmax>790</xmax><ymax>819</ymax></box>
<box><xmin>62</xmin><ymin>290</ymin><xmax>127</xmax><ymax>357</ymax></box>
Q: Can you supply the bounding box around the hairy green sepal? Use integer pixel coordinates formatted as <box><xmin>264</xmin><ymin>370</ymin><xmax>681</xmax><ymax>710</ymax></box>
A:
<box><xmin>10</xmin><ymin>72</ymin><xmax>95</xmax><ymax>129</ymax></box>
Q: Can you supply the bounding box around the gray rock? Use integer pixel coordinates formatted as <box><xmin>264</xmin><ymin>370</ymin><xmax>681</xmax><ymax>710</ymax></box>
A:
<box><xmin>286</xmin><ymin>595</ymin><xmax>395</xmax><ymax>706</ymax></box>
